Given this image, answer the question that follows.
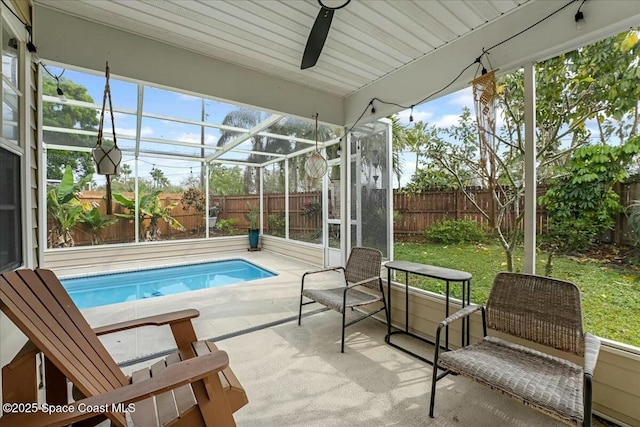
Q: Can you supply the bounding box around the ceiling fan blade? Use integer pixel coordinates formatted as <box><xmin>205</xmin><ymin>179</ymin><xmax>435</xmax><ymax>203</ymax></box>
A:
<box><xmin>301</xmin><ymin>7</ymin><xmax>334</xmax><ymax>70</ymax></box>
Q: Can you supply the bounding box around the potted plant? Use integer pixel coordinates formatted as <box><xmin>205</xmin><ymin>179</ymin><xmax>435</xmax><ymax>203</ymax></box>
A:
<box><xmin>244</xmin><ymin>203</ymin><xmax>260</xmax><ymax>249</ymax></box>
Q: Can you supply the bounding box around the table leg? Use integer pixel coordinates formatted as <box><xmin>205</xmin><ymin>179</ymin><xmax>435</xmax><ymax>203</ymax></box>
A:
<box><xmin>461</xmin><ymin>281</ymin><xmax>466</xmax><ymax>349</ymax></box>
<box><xmin>386</xmin><ymin>268</ymin><xmax>392</xmax><ymax>339</ymax></box>
<box><xmin>405</xmin><ymin>271</ymin><xmax>409</xmax><ymax>333</ymax></box>
<box><xmin>466</xmin><ymin>280</ymin><xmax>471</xmax><ymax>345</ymax></box>
<box><xmin>445</xmin><ymin>280</ymin><xmax>450</xmax><ymax>350</ymax></box>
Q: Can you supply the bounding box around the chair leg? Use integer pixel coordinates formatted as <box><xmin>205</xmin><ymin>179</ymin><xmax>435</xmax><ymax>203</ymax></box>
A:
<box><xmin>428</xmin><ymin>364</ymin><xmax>438</xmax><ymax>417</ymax></box>
<box><xmin>429</xmin><ymin>324</ymin><xmax>444</xmax><ymax>418</ymax></box>
<box><xmin>298</xmin><ymin>294</ymin><xmax>304</xmax><ymax>326</ymax></box>
<box><xmin>341</xmin><ymin>309</ymin><xmax>346</xmax><ymax>353</ymax></box>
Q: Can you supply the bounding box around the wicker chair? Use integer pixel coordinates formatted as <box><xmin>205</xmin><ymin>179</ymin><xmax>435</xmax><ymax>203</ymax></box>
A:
<box><xmin>429</xmin><ymin>272</ymin><xmax>601</xmax><ymax>427</ymax></box>
<box><xmin>298</xmin><ymin>247</ymin><xmax>388</xmax><ymax>353</ymax></box>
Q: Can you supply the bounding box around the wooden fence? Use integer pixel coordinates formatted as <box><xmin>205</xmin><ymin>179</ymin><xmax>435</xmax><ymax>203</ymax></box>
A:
<box><xmin>53</xmin><ymin>191</ymin><xmax>322</xmax><ymax>247</ymax></box>
<box><xmin>51</xmin><ymin>181</ymin><xmax>640</xmax><ymax>247</ymax></box>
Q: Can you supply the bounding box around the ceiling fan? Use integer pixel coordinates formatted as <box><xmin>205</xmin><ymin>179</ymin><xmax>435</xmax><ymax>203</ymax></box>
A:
<box><xmin>300</xmin><ymin>0</ymin><xmax>351</xmax><ymax>70</ymax></box>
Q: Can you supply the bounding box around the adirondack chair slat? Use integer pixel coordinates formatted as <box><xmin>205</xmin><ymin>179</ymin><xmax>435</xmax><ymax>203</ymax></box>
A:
<box><xmin>151</xmin><ymin>359</ymin><xmax>181</xmax><ymax>425</ymax></box>
<box><xmin>165</xmin><ymin>352</ymin><xmax>197</xmax><ymax>415</ymax></box>
<box><xmin>130</xmin><ymin>368</ymin><xmax>158</xmax><ymax>427</ymax></box>
<box><xmin>0</xmin><ymin>270</ymin><xmax>129</xmax><ymax>427</ymax></box>
<box><xmin>0</xmin><ymin>272</ymin><xmax>121</xmax><ymax>394</ymax></box>
<box><xmin>33</xmin><ymin>269</ymin><xmax>128</xmax><ymax>385</ymax></box>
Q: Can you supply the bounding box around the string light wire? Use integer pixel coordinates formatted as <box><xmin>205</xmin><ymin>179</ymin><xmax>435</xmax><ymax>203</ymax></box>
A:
<box><xmin>343</xmin><ymin>0</ymin><xmax>580</xmax><ymax>136</ymax></box>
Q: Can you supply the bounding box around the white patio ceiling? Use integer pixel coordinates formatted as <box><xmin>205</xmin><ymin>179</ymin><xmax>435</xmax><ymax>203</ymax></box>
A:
<box><xmin>32</xmin><ymin>0</ymin><xmax>640</xmax><ymax>138</ymax></box>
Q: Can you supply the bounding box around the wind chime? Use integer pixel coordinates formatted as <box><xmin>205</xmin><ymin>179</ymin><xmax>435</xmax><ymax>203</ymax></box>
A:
<box><xmin>471</xmin><ymin>67</ymin><xmax>498</xmax><ymax>228</ymax></box>
<box><xmin>304</xmin><ymin>113</ymin><xmax>328</xmax><ymax>179</ymax></box>
<box><xmin>92</xmin><ymin>62</ymin><xmax>122</xmax><ymax>215</ymax></box>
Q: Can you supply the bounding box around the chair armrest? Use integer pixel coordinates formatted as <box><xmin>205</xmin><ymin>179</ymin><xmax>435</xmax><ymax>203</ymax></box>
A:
<box><xmin>438</xmin><ymin>304</ymin><xmax>482</xmax><ymax>327</ymax></box>
<box><xmin>0</xmin><ymin>351</ymin><xmax>229</xmax><ymax>427</ymax></box>
<box><xmin>93</xmin><ymin>309</ymin><xmax>200</xmax><ymax>336</ymax></box>
<box><xmin>303</xmin><ymin>267</ymin><xmax>345</xmax><ymax>278</ymax></box>
<box><xmin>301</xmin><ymin>267</ymin><xmax>346</xmax><ymax>292</ymax></box>
<box><xmin>346</xmin><ymin>276</ymin><xmax>380</xmax><ymax>289</ymax></box>
<box><xmin>584</xmin><ymin>333</ymin><xmax>601</xmax><ymax>377</ymax></box>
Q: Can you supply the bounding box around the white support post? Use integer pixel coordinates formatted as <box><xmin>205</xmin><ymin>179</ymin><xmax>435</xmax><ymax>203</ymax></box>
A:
<box><xmin>285</xmin><ymin>158</ymin><xmax>290</xmax><ymax>240</ymax></box>
<box><xmin>205</xmin><ymin>162</ymin><xmax>210</xmax><ymax>239</ymax></box>
<box><xmin>134</xmin><ymin>158</ymin><xmax>140</xmax><ymax>243</ymax></box>
<box><xmin>386</xmin><ymin>120</ymin><xmax>394</xmax><ymax>261</ymax></box>
<box><xmin>341</xmin><ymin>132</ymin><xmax>350</xmax><ymax>265</ymax></box>
<box><xmin>322</xmin><ymin>157</ymin><xmax>328</xmax><ymax>251</ymax></box>
<box><xmin>259</xmin><ymin>167</ymin><xmax>264</xmax><ymax>234</ymax></box>
<box><xmin>524</xmin><ymin>63</ymin><xmax>537</xmax><ymax>274</ymax></box>
<box><xmin>355</xmin><ymin>138</ymin><xmax>362</xmax><ymax>247</ymax></box>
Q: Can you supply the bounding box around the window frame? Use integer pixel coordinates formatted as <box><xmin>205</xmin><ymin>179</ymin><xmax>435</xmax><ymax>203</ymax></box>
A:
<box><xmin>0</xmin><ymin>7</ymin><xmax>27</xmax><ymax>271</ymax></box>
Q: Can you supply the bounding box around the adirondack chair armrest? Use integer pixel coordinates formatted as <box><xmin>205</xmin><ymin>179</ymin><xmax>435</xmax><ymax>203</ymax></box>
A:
<box><xmin>93</xmin><ymin>309</ymin><xmax>200</xmax><ymax>336</ymax></box>
<box><xmin>0</xmin><ymin>350</ymin><xmax>229</xmax><ymax>427</ymax></box>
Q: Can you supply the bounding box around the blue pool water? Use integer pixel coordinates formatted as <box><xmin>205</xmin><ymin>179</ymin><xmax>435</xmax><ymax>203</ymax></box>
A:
<box><xmin>61</xmin><ymin>260</ymin><xmax>276</xmax><ymax>309</ymax></box>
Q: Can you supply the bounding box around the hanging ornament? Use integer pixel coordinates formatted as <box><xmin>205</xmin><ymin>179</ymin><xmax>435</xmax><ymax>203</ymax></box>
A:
<box><xmin>304</xmin><ymin>113</ymin><xmax>328</xmax><ymax>179</ymax></box>
<box><xmin>471</xmin><ymin>69</ymin><xmax>498</xmax><ymax>180</ymax></box>
<box><xmin>92</xmin><ymin>61</ymin><xmax>122</xmax><ymax>214</ymax></box>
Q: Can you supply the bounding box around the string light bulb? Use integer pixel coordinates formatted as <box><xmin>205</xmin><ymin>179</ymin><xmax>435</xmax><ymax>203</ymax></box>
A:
<box><xmin>409</xmin><ymin>106</ymin><xmax>414</xmax><ymax>122</ymax></box>
<box><xmin>575</xmin><ymin>0</ymin><xmax>587</xmax><ymax>31</ymax></box>
<box><xmin>56</xmin><ymin>84</ymin><xmax>66</xmax><ymax>102</ymax></box>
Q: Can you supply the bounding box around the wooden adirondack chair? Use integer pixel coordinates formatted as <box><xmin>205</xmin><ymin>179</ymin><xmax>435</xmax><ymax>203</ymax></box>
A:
<box><xmin>0</xmin><ymin>268</ymin><xmax>248</xmax><ymax>427</ymax></box>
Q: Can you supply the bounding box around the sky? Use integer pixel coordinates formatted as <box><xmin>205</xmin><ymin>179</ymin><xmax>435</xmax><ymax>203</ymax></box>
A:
<box><xmin>393</xmin><ymin>88</ymin><xmax>476</xmax><ymax>187</ymax></box>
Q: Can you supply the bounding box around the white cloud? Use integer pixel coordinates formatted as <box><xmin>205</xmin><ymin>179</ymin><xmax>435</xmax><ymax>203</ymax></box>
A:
<box><xmin>113</xmin><ymin>126</ymin><xmax>154</xmax><ymax>138</ymax></box>
<box><xmin>174</xmin><ymin>132</ymin><xmax>218</xmax><ymax>144</ymax></box>
<box><xmin>395</xmin><ymin>109</ymin><xmax>433</xmax><ymax>126</ymax></box>
<box><xmin>432</xmin><ymin>114</ymin><xmax>463</xmax><ymax>128</ymax></box>
<box><xmin>177</xmin><ymin>93</ymin><xmax>199</xmax><ymax>101</ymax></box>
<box><xmin>447</xmin><ymin>89</ymin><xmax>474</xmax><ymax>109</ymax></box>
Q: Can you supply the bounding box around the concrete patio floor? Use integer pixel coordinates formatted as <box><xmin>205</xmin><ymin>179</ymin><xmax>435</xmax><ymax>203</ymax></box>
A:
<box><xmin>55</xmin><ymin>250</ymin><xmax>608</xmax><ymax>426</ymax></box>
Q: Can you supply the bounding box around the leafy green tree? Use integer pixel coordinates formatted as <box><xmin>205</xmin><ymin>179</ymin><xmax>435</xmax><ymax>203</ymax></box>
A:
<box><xmin>539</xmin><ymin>136</ymin><xmax>640</xmax><ymax>274</ymax></box>
<box><xmin>422</xmin><ymin>29</ymin><xmax>640</xmax><ymax>271</ymax></box>
<box><xmin>47</xmin><ymin>166</ymin><xmax>93</xmax><ymax>247</ymax></box>
<box><xmin>113</xmin><ymin>185</ymin><xmax>185</xmax><ymax>241</ymax></box>
<box><xmin>43</xmin><ymin>76</ymin><xmax>99</xmax><ymax>180</ymax></box>
<box><xmin>209</xmin><ymin>164</ymin><xmax>245</xmax><ymax>195</ymax></box>
<box><xmin>404</xmin><ymin>164</ymin><xmax>467</xmax><ymax>193</ymax></box>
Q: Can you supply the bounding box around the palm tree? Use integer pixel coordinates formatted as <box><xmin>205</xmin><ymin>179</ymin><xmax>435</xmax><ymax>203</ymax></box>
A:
<box><xmin>389</xmin><ymin>115</ymin><xmax>408</xmax><ymax>187</ymax></box>
<box><xmin>217</xmin><ymin>109</ymin><xmax>266</xmax><ymax>193</ymax></box>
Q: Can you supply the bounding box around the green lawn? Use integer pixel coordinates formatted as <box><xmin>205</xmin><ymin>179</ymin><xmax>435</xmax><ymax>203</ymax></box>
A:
<box><xmin>393</xmin><ymin>241</ymin><xmax>640</xmax><ymax>348</ymax></box>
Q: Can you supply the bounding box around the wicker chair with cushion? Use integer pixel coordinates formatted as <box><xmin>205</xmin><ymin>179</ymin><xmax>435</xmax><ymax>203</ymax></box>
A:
<box><xmin>429</xmin><ymin>272</ymin><xmax>601</xmax><ymax>427</ymax></box>
<box><xmin>298</xmin><ymin>247</ymin><xmax>388</xmax><ymax>353</ymax></box>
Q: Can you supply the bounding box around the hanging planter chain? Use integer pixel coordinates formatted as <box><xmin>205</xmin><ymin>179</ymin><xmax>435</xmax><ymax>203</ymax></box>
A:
<box><xmin>92</xmin><ymin>61</ymin><xmax>122</xmax><ymax>214</ymax></box>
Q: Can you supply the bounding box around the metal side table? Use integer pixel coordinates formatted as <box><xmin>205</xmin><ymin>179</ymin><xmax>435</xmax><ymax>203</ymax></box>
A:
<box><xmin>384</xmin><ymin>260</ymin><xmax>471</xmax><ymax>365</ymax></box>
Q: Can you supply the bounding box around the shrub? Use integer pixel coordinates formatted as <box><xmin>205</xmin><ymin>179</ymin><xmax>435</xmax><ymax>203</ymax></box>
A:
<box><xmin>424</xmin><ymin>219</ymin><xmax>486</xmax><ymax>244</ymax></box>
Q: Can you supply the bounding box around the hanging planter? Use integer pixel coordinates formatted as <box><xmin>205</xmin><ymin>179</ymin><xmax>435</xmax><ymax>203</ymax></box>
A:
<box><xmin>92</xmin><ymin>62</ymin><xmax>122</xmax><ymax>215</ymax></box>
<box><xmin>304</xmin><ymin>113</ymin><xmax>327</xmax><ymax>179</ymax></box>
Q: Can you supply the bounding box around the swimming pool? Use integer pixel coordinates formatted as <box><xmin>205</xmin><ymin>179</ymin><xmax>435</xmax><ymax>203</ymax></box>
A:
<box><xmin>61</xmin><ymin>259</ymin><xmax>277</xmax><ymax>309</ymax></box>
